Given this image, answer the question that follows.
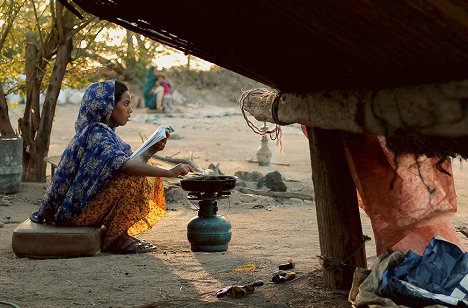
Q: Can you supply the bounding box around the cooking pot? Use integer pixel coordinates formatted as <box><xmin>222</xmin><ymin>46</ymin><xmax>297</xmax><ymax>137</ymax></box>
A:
<box><xmin>180</xmin><ymin>175</ymin><xmax>237</xmax><ymax>192</ymax></box>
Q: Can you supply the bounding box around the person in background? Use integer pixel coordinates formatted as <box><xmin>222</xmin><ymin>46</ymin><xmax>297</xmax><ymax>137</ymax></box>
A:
<box><xmin>143</xmin><ymin>66</ymin><xmax>175</xmax><ymax>113</ymax></box>
<box><xmin>143</xmin><ymin>66</ymin><xmax>162</xmax><ymax>112</ymax></box>
<box><xmin>30</xmin><ymin>80</ymin><xmax>194</xmax><ymax>254</ymax></box>
<box><xmin>156</xmin><ymin>73</ymin><xmax>175</xmax><ymax>113</ymax></box>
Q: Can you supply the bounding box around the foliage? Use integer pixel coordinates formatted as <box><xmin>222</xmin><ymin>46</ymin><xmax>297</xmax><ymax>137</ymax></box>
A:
<box><xmin>0</xmin><ymin>0</ymin><xmax>178</xmax><ymax>180</ymax></box>
<box><xmin>0</xmin><ymin>1</ymin><xmax>170</xmax><ymax>100</ymax></box>
<box><xmin>0</xmin><ymin>0</ymin><xmax>26</xmax><ymax>96</ymax></box>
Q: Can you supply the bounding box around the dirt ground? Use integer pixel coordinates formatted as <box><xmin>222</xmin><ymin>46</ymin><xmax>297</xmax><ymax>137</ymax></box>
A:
<box><xmin>1</xmin><ymin>90</ymin><xmax>467</xmax><ymax>308</ymax></box>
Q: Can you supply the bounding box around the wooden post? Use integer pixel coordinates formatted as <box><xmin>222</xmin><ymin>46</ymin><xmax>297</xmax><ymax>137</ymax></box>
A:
<box><xmin>240</xmin><ymin>79</ymin><xmax>468</xmax><ymax>137</ymax></box>
<box><xmin>307</xmin><ymin>126</ymin><xmax>367</xmax><ymax>289</ymax></box>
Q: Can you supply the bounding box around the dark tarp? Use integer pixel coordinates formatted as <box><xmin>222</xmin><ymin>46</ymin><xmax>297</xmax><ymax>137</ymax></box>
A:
<box><xmin>60</xmin><ymin>0</ymin><xmax>468</xmax><ymax>93</ymax></box>
<box><xmin>379</xmin><ymin>237</ymin><xmax>468</xmax><ymax>307</ymax></box>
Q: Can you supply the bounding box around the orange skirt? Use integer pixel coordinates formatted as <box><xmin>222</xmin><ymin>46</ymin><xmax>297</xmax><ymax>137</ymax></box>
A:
<box><xmin>72</xmin><ymin>171</ymin><xmax>166</xmax><ymax>249</ymax></box>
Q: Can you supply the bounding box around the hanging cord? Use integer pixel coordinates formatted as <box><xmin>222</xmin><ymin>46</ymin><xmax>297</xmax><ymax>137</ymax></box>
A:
<box><xmin>239</xmin><ymin>89</ymin><xmax>283</xmax><ymax>144</ymax></box>
<box><xmin>188</xmin><ymin>199</ymin><xmax>200</xmax><ymax>210</ymax></box>
<box><xmin>220</xmin><ymin>197</ymin><xmax>231</xmax><ymax>216</ymax></box>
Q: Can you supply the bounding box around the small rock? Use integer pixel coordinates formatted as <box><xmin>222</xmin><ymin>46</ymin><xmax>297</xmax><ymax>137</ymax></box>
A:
<box><xmin>235</xmin><ymin>180</ymin><xmax>247</xmax><ymax>188</ymax></box>
<box><xmin>0</xmin><ymin>195</ymin><xmax>14</xmax><ymax>207</ymax></box>
<box><xmin>165</xmin><ymin>187</ymin><xmax>188</xmax><ymax>203</ymax></box>
<box><xmin>234</xmin><ymin>171</ymin><xmax>263</xmax><ymax>182</ymax></box>
<box><xmin>259</xmin><ymin>171</ymin><xmax>287</xmax><ymax>192</ymax></box>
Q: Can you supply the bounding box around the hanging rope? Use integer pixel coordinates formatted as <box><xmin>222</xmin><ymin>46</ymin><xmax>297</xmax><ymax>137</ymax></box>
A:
<box><xmin>239</xmin><ymin>88</ymin><xmax>283</xmax><ymax>148</ymax></box>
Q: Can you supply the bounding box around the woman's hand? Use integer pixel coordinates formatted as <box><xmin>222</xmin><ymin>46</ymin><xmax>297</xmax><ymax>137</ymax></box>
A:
<box><xmin>169</xmin><ymin>163</ymin><xmax>194</xmax><ymax>177</ymax></box>
<box><xmin>153</xmin><ymin>138</ymin><xmax>167</xmax><ymax>152</ymax></box>
<box><xmin>150</xmin><ymin>132</ymin><xmax>170</xmax><ymax>153</ymax></box>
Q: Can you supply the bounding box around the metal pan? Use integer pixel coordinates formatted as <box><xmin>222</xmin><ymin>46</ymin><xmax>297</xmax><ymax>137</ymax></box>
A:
<box><xmin>180</xmin><ymin>175</ymin><xmax>237</xmax><ymax>192</ymax></box>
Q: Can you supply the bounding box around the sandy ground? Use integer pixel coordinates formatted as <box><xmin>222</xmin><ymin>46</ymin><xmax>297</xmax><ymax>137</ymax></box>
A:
<box><xmin>1</xmin><ymin>96</ymin><xmax>467</xmax><ymax>308</ymax></box>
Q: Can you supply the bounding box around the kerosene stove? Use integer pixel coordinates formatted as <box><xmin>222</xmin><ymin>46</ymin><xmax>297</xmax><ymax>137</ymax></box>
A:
<box><xmin>180</xmin><ymin>176</ymin><xmax>236</xmax><ymax>252</ymax></box>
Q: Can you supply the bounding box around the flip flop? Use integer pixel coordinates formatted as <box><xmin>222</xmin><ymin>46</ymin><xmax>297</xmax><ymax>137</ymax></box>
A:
<box><xmin>121</xmin><ymin>241</ymin><xmax>157</xmax><ymax>254</ymax></box>
<box><xmin>131</xmin><ymin>236</ymin><xmax>150</xmax><ymax>245</ymax></box>
<box><xmin>103</xmin><ymin>236</ymin><xmax>156</xmax><ymax>254</ymax></box>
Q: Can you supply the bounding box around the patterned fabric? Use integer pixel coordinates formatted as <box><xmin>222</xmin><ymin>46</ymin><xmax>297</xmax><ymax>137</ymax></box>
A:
<box><xmin>31</xmin><ymin>80</ymin><xmax>132</xmax><ymax>225</ymax></box>
<box><xmin>72</xmin><ymin>162</ymin><xmax>166</xmax><ymax>248</ymax></box>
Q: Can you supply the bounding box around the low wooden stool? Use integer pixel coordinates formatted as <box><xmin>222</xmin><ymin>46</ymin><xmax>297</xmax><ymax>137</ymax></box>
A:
<box><xmin>12</xmin><ymin>219</ymin><xmax>104</xmax><ymax>259</ymax></box>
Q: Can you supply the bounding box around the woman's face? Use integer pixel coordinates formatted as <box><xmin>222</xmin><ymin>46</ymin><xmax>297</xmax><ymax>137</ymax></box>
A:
<box><xmin>108</xmin><ymin>91</ymin><xmax>133</xmax><ymax>126</ymax></box>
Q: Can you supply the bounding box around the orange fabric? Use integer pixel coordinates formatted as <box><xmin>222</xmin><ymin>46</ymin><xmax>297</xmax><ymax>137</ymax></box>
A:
<box><xmin>72</xmin><ymin>163</ymin><xmax>166</xmax><ymax>248</ymax></box>
<box><xmin>342</xmin><ymin>133</ymin><xmax>465</xmax><ymax>254</ymax></box>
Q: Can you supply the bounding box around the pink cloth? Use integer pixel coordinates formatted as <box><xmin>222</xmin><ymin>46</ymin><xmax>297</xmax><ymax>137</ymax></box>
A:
<box><xmin>161</xmin><ymin>81</ymin><xmax>171</xmax><ymax>95</ymax></box>
<box><xmin>342</xmin><ymin>133</ymin><xmax>465</xmax><ymax>255</ymax></box>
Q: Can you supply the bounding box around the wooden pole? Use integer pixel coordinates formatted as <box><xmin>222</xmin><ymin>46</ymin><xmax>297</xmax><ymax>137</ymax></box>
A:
<box><xmin>307</xmin><ymin>126</ymin><xmax>367</xmax><ymax>289</ymax></box>
<box><xmin>239</xmin><ymin>79</ymin><xmax>468</xmax><ymax>137</ymax></box>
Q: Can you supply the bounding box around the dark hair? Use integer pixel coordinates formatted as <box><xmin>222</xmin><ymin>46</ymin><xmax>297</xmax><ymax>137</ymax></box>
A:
<box><xmin>114</xmin><ymin>80</ymin><xmax>128</xmax><ymax>103</ymax></box>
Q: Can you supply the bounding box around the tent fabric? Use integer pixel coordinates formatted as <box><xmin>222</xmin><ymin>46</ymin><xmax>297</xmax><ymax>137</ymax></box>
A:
<box><xmin>61</xmin><ymin>0</ymin><xmax>468</xmax><ymax>92</ymax></box>
<box><xmin>342</xmin><ymin>133</ymin><xmax>465</xmax><ymax>255</ymax></box>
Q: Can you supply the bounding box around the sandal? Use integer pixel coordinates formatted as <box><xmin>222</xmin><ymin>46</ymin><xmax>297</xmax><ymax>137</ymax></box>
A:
<box><xmin>131</xmin><ymin>236</ymin><xmax>150</xmax><ymax>245</ymax></box>
<box><xmin>103</xmin><ymin>236</ymin><xmax>157</xmax><ymax>254</ymax></box>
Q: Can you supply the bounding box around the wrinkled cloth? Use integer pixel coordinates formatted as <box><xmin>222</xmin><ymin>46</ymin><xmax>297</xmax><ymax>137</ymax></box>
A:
<box><xmin>31</xmin><ymin>80</ymin><xmax>131</xmax><ymax>225</ymax></box>
<box><xmin>300</xmin><ymin>126</ymin><xmax>464</xmax><ymax>254</ymax></box>
<box><xmin>379</xmin><ymin>237</ymin><xmax>468</xmax><ymax>307</ymax></box>
<box><xmin>343</xmin><ymin>133</ymin><xmax>464</xmax><ymax>255</ymax></box>
<box><xmin>352</xmin><ymin>250</ymin><xmax>406</xmax><ymax>307</ymax></box>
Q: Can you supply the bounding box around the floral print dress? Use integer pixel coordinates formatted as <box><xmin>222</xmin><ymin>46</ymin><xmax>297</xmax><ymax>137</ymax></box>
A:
<box><xmin>31</xmin><ymin>80</ymin><xmax>166</xmax><ymax>248</ymax></box>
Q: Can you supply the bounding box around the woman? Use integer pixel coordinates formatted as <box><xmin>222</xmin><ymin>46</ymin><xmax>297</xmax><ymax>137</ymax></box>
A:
<box><xmin>30</xmin><ymin>80</ymin><xmax>193</xmax><ymax>254</ymax></box>
<box><xmin>143</xmin><ymin>66</ymin><xmax>163</xmax><ymax>111</ymax></box>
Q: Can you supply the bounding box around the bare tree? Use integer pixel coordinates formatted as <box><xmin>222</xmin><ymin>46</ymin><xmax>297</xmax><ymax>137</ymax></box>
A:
<box><xmin>19</xmin><ymin>1</ymin><xmax>90</xmax><ymax>181</ymax></box>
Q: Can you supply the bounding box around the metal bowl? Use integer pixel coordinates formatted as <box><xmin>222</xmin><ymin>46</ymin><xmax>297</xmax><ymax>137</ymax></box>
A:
<box><xmin>180</xmin><ymin>175</ymin><xmax>237</xmax><ymax>192</ymax></box>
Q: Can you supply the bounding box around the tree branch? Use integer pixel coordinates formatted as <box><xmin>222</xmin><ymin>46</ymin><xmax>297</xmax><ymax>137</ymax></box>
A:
<box><xmin>154</xmin><ymin>154</ymin><xmax>201</xmax><ymax>172</ymax></box>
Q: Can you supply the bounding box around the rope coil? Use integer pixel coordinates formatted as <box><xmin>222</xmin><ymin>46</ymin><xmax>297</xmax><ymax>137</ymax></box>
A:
<box><xmin>318</xmin><ymin>235</ymin><xmax>371</xmax><ymax>272</ymax></box>
<box><xmin>239</xmin><ymin>88</ymin><xmax>283</xmax><ymax>144</ymax></box>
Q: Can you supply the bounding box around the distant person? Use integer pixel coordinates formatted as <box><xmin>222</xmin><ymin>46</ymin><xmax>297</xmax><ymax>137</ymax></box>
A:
<box><xmin>30</xmin><ymin>80</ymin><xmax>194</xmax><ymax>254</ymax></box>
<box><xmin>143</xmin><ymin>67</ymin><xmax>175</xmax><ymax>113</ymax></box>
<box><xmin>143</xmin><ymin>66</ymin><xmax>163</xmax><ymax>112</ymax></box>
<box><xmin>156</xmin><ymin>73</ymin><xmax>175</xmax><ymax>113</ymax></box>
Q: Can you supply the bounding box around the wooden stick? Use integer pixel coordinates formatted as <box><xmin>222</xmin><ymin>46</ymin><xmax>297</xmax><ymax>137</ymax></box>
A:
<box><xmin>247</xmin><ymin>159</ymin><xmax>290</xmax><ymax>166</ymax></box>
<box><xmin>456</xmin><ymin>226</ymin><xmax>468</xmax><ymax>238</ymax></box>
<box><xmin>237</xmin><ymin>187</ymin><xmax>314</xmax><ymax>201</ymax></box>
<box><xmin>154</xmin><ymin>154</ymin><xmax>201</xmax><ymax>171</ymax></box>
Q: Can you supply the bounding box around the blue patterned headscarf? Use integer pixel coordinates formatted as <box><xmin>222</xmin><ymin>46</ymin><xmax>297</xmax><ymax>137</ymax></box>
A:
<box><xmin>31</xmin><ymin>80</ymin><xmax>132</xmax><ymax>225</ymax></box>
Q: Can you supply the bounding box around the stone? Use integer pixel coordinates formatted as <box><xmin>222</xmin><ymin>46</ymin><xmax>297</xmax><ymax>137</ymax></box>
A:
<box><xmin>259</xmin><ymin>171</ymin><xmax>287</xmax><ymax>192</ymax></box>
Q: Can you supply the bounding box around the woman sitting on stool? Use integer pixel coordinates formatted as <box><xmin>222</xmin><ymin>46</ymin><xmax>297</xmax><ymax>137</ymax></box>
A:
<box><xmin>30</xmin><ymin>80</ymin><xmax>193</xmax><ymax>254</ymax></box>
